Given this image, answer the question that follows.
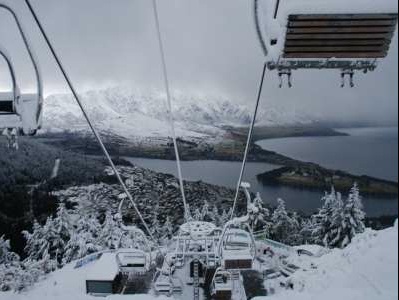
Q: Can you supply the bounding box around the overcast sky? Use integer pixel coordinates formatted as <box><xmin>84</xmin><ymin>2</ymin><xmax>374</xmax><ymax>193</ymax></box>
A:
<box><xmin>0</xmin><ymin>0</ymin><xmax>398</xmax><ymax>125</ymax></box>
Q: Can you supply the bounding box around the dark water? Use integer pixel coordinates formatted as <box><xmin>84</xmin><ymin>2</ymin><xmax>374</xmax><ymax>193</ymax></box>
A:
<box><xmin>126</xmin><ymin>158</ymin><xmax>397</xmax><ymax>218</ymax></box>
<box><xmin>257</xmin><ymin>127</ymin><xmax>398</xmax><ymax>182</ymax></box>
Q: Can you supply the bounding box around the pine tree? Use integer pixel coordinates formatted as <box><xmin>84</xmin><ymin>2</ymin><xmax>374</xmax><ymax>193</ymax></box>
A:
<box><xmin>248</xmin><ymin>192</ymin><xmax>271</xmax><ymax>232</ymax></box>
<box><xmin>271</xmin><ymin>199</ymin><xmax>297</xmax><ymax>245</ymax></box>
<box><xmin>51</xmin><ymin>203</ymin><xmax>73</xmax><ymax>265</ymax></box>
<box><xmin>99</xmin><ymin>211</ymin><xmax>123</xmax><ymax>250</ymax></box>
<box><xmin>23</xmin><ymin>219</ymin><xmax>53</xmax><ymax>262</ymax></box>
<box><xmin>211</xmin><ymin>205</ymin><xmax>221</xmax><ymax>226</ymax></box>
<box><xmin>341</xmin><ymin>183</ymin><xmax>366</xmax><ymax>247</ymax></box>
<box><xmin>193</xmin><ymin>208</ymin><xmax>202</xmax><ymax>221</ymax></box>
<box><xmin>312</xmin><ymin>187</ymin><xmax>349</xmax><ymax>248</ymax></box>
<box><xmin>201</xmin><ymin>201</ymin><xmax>210</xmax><ymax>221</ymax></box>
<box><xmin>163</xmin><ymin>216</ymin><xmax>174</xmax><ymax>240</ymax></box>
<box><xmin>63</xmin><ymin>215</ymin><xmax>102</xmax><ymax>264</ymax></box>
<box><xmin>150</xmin><ymin>206</ymin><xmax>162</xmax><ymax>242</ymax></box>
<box><xmin>0</xmin><ymin>235</ymin><xmax>27</xmax><ymax>292</ymax></box>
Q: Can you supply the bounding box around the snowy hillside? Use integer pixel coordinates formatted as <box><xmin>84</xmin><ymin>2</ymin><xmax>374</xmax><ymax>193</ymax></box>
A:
<box><xmin>257</xmin><ymin>221</ymin><xmax>399</xmax><ymax>300</ymax></box>
<box><xmin>43</xmin><ymin>87</ymin><xmax>313</xmax><ymax>139</ymax></box>
<box><xmin>1</xmin><ymin>222</ymin><xmax>396</xmax><ymax>300</ymax></box>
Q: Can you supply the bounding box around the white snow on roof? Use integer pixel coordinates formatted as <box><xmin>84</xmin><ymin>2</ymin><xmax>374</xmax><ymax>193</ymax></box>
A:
<box><xmin>86</xmin><ymin>252</ymin><xmax>119</xmax><ymax>281</ymax></box>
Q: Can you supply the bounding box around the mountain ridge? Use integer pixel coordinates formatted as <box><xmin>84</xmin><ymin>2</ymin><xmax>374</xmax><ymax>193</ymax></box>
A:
<box><xmin>42</xmin><ymin>86</ymin><xmax>315</xmax><ymax>139</ymax></box>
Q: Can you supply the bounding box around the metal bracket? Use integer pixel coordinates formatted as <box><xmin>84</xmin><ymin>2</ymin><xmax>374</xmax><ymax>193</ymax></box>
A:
<box><xmin>341</xmin><ymin>69</ymin><xmax>355</xmax><ymax>88</ymax></box>
<box><xmin>278</xmin><ymin>69</ymin><xmax>293</xmax><ymax>88</ymax></box>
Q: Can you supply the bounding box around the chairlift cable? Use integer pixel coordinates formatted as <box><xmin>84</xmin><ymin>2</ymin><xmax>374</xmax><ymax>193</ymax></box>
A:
<box><xmin>151</xmin><ymin>0</ymin><xmax>191</xmax><ymax>221</ymax></box>
<box><xmin>24</xmin><ymin>0</ymin><xmax>157</xmax><ymax>245</ymax></box>
<box><xmin>230</xmin><ymin>62</ymin><xmax>267</xmax><ymax>220</ymax></box>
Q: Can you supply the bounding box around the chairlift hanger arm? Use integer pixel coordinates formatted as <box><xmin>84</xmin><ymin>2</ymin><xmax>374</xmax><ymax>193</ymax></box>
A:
<box><xmin>0</xmin><ymin>47</ymin><xmax>19</xmax><ymax>105</ymax></box>
<box><xmin>0</xmin><ymin>3</ymin><xmax>43</xmax><ymax>127</ymax></box>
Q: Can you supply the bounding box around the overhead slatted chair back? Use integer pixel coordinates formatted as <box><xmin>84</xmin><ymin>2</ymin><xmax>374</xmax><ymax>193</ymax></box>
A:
<box><xmin>284</xmin><ymin>14</ymin><xmax>398</xmax><ymax>60</ymax></box>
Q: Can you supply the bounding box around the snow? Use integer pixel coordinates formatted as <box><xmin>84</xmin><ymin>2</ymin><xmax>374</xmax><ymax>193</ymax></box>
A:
<box><xmin>86</xmin><ymin>252</ymin><xmax>119</xmax><ymax>281</ymax></box>
<box><xmin>0</xmin><ymin>223</ymin><xmax>397</xmax><ymax>300</ymax></box>
<box><xmin>42</xmin><ymin>86</ymin><xmax>315</xmax><ymax>139</ymax></box>
<box><xmin>0</xmin><ymin>254</ymin><xmax>170</xmax><ymax>300</ymax></box>
<box><xmin>255</xmin><ymin>222</ymin><xmax>399</xmax><ymax>300</ymax></box>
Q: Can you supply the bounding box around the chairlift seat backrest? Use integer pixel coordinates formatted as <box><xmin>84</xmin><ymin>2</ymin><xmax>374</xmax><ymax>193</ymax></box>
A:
<box><xmin>284</xmin><ymin>14</ymin><xmax>398</xmax><ymax>60</ymax></box>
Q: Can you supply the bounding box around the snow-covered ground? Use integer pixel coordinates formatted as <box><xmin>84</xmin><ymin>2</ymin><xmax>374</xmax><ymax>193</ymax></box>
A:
<box><xmin>1</xmin><ymin>222</ymin><xmax>397</xmax><ymax>300</ymax></box>
<box><xmin>257</xmin><ymin>221</ymin><xmax>399</xmax><ymax>300</ymax></box>
<box><xmin>42</xmin><ymin>86</ymin><xmax>314</xmax><ymax>139</ymax></box>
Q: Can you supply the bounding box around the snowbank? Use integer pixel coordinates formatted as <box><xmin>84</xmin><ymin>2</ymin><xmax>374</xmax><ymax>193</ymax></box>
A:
<box><xmin>1</xmin><ymin>223</ymin><xmax>397</xmax><ymax>300</ymax></box>
<box><xmin>255</xmin><ymin>222</ymin><xmax>399</xmax><ymax>300</ymax></box>
<box><xmin>0</xmin><ymin>257</ymin><xmax>170</xmax><ymax>300</ymax></box>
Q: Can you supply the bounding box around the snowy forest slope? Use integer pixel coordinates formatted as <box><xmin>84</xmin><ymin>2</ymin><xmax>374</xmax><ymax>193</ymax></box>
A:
<box><xmin>0</xmin><ymin>221</ymin><xmax>396</xmax><ymax>300</ymax></box>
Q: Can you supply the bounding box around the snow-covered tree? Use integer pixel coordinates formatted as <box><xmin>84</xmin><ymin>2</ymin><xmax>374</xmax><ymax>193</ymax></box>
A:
<box><xmin>98</xmin><ymin>211</ymin><xmax>123</xmax><ymax>249</ymax></box>
<box><xmin>51</xmin><ymin>203</ymin><xmax>74</xmax><ymax>264</ymax></box>
<box><xmin>0</xmin><ymin>235</ymin><xmax>31</xmax><ymax>292</ymax></box>
<box><xmin>63</xmin><ymin>215</ymin><xmax>102</xmax><ymax>264</ymax></box>
<box><xmin>150</xmin><ymin>206</ymin><xmax>162</xmax><ymax>242</ymax></box>
<box><xmin>162</xmin><ymin>216</ymin><xmax>174</xmax><ymax>240</ymax></box>
<box><xmin>312</xmin><ymin>187</ymin><xmax>349</xmax><ymax>248</ymax></box>
<box><xmin>248</xmin><ymin>192</ymin><xmax>271</xmax><ymax>232</ymax></box>
<box><xmin>340</xmin><ymin>183</ymin><xmax>366</xmax><ymax>247</ymax></box>
<box><xmin>193</xmin><ymin>208</ymin><xmax>202</xmax><ymax>221</ymax></box>
<box><xmin>201</xmin><ymin>201</ymin><xmax>210</xmax><ymax>221</ymax></box>
<box><xmin>271</xmin><ymin>199</ymin><xmax>298</xmax><ymax>245</ymax></box>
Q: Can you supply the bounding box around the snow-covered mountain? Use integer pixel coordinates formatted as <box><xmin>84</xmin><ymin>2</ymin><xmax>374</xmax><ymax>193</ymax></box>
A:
<box><xmin>42</xmin><ymin>86</ymin><xmax>313</xmax><ymax>139</ymax></box>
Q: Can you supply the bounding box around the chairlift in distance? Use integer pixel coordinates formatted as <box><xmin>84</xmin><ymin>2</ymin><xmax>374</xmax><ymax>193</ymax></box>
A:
<box><xmin>0</xmin><ymin>4</ymin><xmax>43</xmax><ymax>135</ymax></box>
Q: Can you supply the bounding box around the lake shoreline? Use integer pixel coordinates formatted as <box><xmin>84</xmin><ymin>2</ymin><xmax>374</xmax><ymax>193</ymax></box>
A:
<box><xmin>35</xmin><ymin>126</ymin><xmax>398</xmax><ymax>199</ymax></box>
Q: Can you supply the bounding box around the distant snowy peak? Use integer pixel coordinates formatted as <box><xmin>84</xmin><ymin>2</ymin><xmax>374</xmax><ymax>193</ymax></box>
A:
<box><xmin>43</xmin><ymin>86</ymin><xmax>313</xmax><ymax>138</ymax></box>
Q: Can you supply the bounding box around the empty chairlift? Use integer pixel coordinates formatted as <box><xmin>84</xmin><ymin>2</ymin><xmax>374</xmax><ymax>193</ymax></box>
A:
<box><xmin>254</xmin><ymin>0</ymin><xmax>399</xmax><ymax>87</ymax></box>
<box><xmin>0</xmin><ymin>4</ymin><xmax>43</xmax><ymax>135</ymax></box>
<box><xmin>218</xmin><ymin>221</ymin><xmax>256</xmax><ymax>271</ymax></box>
<box><xmin>116</xmin><ymin>225</ymin><xmax>152</xmax><ymax>276</ymax></box>
<box><xmin>116</xmin><ymin>249</ymin><xmax>150</xmax><ymax>275</ymax></box>
<box><xmin>211</xmin><ymin>268</ymin><xmax>234</xmax><ymax>300</ymax></box>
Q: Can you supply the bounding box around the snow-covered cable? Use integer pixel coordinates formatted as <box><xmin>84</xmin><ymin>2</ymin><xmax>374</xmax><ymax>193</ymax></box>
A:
<box><xmin>230</xmin><ymin>63</ymin><xmax>267</xmax><ymax>220</ymax></box>
<box><xmin>24</xmin><ymin>0</ymin><xmax>157</xmax><ymax>245</ymax></box>
<box><xmin>151</xmin><ymin>0</ymin><xmax>191</xmax><ymax>221</ymax></box>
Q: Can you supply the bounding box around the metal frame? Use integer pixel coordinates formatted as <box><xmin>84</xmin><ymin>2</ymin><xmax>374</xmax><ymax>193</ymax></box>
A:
<box><xmin>0</xmin><ymin>46</ymin><xmax>20</xmax><ymax>112</ymax></box>
<box><xmin>0</xmin><ymin>3</ymin><xmax>43</xmax><ymax>133</ymax></box>
<box><xmin>217</xmin><ymin>218</ymin><xmax>257</xmax><ymax>269</ymax></box>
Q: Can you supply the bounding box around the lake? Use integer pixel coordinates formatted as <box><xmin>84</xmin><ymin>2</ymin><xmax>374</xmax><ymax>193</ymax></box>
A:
<box><xmin>126</xmin><ymin>127</ymin><xmax>398</xmax><ymax>217</ymax></box>
<box><xmin>257</xmin><ymin>127</ymin><xmax>398</xmax><ymax>182</ymax></box>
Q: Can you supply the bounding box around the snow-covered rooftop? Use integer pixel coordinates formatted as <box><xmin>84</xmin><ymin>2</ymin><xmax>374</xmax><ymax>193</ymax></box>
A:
<box><xmin>86</xmin><ymin>252</ymin><xmax>119</xmax><ymax>281</ymax></box>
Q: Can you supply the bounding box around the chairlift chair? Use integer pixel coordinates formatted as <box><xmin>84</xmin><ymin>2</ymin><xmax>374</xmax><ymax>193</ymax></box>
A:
<box><xmin>211</xmin><ymin>268</ymin><xmax>234</xmax><ymax>300</ymax></box>
<box><xmin>0</xmin><ymin>4</ymin><xmax>43</xmax><ymax>135</ymax></box>
<box><xmin>255</xmin><ymin>0</ymin><xmax>399</xmax><ymax>87</ymax></box>
<box><xmin>116</xmin><ymin>249</ymin><xmax>150</xmax><ymax>275</ymax></box>
<box><xmin>218</xmin><ymin>220</ymin><xmax>256</xmax><ymax>271</ymax></box>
